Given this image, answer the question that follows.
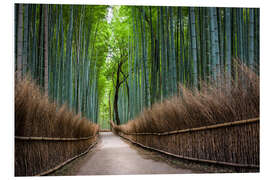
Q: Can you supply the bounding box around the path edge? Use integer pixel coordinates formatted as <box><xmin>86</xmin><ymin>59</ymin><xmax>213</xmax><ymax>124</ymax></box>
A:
<box><xmin>36</xmin><ymin>138</ymin><xmax>99</xmax><ymax>176</ymax></box>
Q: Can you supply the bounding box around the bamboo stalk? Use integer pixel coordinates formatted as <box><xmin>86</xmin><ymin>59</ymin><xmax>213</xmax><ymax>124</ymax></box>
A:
<box><xmin>123</xmin><ymin>117</ymin><xmax>259</xmax><ymax>136</ymax></box>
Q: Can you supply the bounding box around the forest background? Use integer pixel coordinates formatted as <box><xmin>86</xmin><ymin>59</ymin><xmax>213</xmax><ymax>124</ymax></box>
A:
<box><xmin>1</xmin><ymin>0</ymin><xmax>270</xmax><ymax>179</ymax></box>
<box><xmin>14</xmin><ymin>2</ymin><xmax>260</xmax><ymax>129</ymax></box>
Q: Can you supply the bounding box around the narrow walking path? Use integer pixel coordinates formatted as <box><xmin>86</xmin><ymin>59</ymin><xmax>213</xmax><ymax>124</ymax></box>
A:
<box><xmin>51</xmin><ymin>132</ymin><xmax>194</xmax><ymax>175</ymax></box>
<box><xmin>76</xmin><ymin>132</ymin><xmax>193</xmax><ymax>175</ymax></box>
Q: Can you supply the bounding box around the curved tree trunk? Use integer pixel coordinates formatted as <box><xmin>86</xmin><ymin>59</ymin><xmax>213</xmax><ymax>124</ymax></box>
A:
<box><xmin>113</xmin><ymin>61</ymin><xmax>123</xmax><ymax>125</ymax></box>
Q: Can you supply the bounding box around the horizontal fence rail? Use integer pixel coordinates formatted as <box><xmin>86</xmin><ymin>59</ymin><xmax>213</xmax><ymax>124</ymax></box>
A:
<box><xmin>15</xmin><ymin>133</ymin><xmax>99</xmax><ymax>176</ymax></box>
<box><xmin>113</xmin><ymin>117</ymin><xmax>260</xmax><ymax>169</ymax></box>
<box><xmin>122</xmin><ymin>117</ymin><xmax>259</xmax><ymax>136</ymax></box>
<box><xmin>118</xmin><ymin>132</ymin><xmax>259</xmax><ymax>168</ymax></box>
<box><xmin>15</xmin><ymin>135</ymin><xmax>96</xmax><ymax>141</ymax></box>
<box><xmin>36</xmin><ymin>140</ymin><xmax>98</xmax><ymax>176</ymax></box>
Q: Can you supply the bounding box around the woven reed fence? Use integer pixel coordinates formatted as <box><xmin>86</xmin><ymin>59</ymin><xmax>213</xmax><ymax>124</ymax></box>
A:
<box><xmin>15</xmin><ymin>133</ymin><xmax>99</xmax><ymax>176</ymax></box>
<box><xmin>113</xmin><ymin>118</ymin><xmax>259</xmax><ymax>169</ymax></box>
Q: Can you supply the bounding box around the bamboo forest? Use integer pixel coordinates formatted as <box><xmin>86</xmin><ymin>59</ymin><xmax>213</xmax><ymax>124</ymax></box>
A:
<box><xmin>15</xmin><ymin>4</ymin><xmax>260</xmax><ymax>176</ymax></box>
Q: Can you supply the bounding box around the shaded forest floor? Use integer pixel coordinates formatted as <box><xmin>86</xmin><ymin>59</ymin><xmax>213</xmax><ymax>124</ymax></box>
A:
<box><xmin>48</xmin><ymin>132</ymin><xmax>253</xmax><ymax>176</ymax></box>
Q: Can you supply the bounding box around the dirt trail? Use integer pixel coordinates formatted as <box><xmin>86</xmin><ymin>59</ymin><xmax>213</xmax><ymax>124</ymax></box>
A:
<box><xmin>51</xmin><ymin>132</ymin><xmax>194</xmax><ymax>175</ymax></box>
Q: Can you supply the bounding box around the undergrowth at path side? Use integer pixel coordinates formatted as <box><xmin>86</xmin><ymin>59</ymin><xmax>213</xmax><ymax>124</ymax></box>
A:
<box><xmin>15</xmin><ymin>76</ymin><xmax>99</xmax><ymax>138</ymax></box>
<box><xmin>15</xmin><ymin>76</ymin><xmax>99</xmax><ymax>176</ymax></box>
<box><xmin>115</xmin><ymin>62</ymin><xmax>259</xmax><ymax>134</ymax></box>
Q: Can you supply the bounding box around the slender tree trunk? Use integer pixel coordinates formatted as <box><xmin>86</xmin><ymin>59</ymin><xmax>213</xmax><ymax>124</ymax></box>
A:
<box><xmin>37</xmin><ymin>5</ymin><xmax>43</xmax><ymax>86</ymax></box>
<box><xmin>209</xmin><ymin>7</ymin><xmax>220</xmax><ymax>83</ymax></box>
<box><xmin>165</xmin><ymin>8</ymin><xmax>171</xmax><ymax>94</ymax></box>
<box><xmin>53</xmin><ymin>6</ymin><xmax>60</xmax><ymax>101</ymax></box>
<box><xmin>66</xmin><ymin>6</ymin><xmax>74</xmax><ymax>109</ymax></box>
<box><xmin>22</xmin><ymin>4</ymin><xmax>29</xmax><ymax>77</ymax></box>
<box><xmin>149</xmin><ymin>7</ymin><xmax>156</xmax><ymax>105</ymax></box>
<box><xmin>30</xmin><ymin>5</ymin><xmax>37</xmax><ymax>79</ymax></box>
<box><xmin>255</xmin><ymin>9</ymin><xmax>260</xmax><ymax>65</ymax></box>
<box><xmin>217</xmin><ymin>8</ymin><xmax>225</xmax><ymax>74</ymax></box>
<box><xmin>205</xmin><ymin>8</ymin><xmax>211</xmax><ymax>82</ymax></box>
<box><xmin>58</xmin><ymin>5</ymin><xmax>64</xmax><ymax>105</ymax></box>
<box><xmin>15</xmin><ymin>5</ymin><xmax>18</xmax><ymax>72</ymax></box>
<box><xmin>113</xmin><ymin>62</ymin><xmax>122</xmax><ymax>125</ymax></box>
<box><xmin>16</xmin><ymin>4</ymin><xmax>23</xmax><ymax>80</ymax></box>
<box><xmin>190</xmin><ymin>7</ymin><xmax>198</xmax><ymax>89</ymax></box>
<box><xmin>225</xmin><ymin>8</ymin><xmax>232</xmax><ymax>86</ymax></box>
<box><xmin>179</xmin><ymin>7</ymin><xmax>184</xmax><ymax>85</ymax></box>
<box><xmin>109</xmin><ymin>89</ymin><xmax>112</xmax><ymax>122</ymax></box>
<box><xmin>141</xmin><ymin>7</ymin><xmax>149</xmax><ymax>107</ymax></box>
<box><xmin>160</xmin><ymin>7</ymin><xmax>167</xmax><ymax>99</ymax></box>
<box><xmin>43</xmin><ymin>4</ymin><xmax>49</xmax><ymax>95</ymax></box>
<box><xmin>169</xmin><ymin>7</ymin><xmax>177</xmax><ymax>94</ymax></box>
<box><xmin>238</xmin><ymin>8</ymin><xmax>244</xmax><ymax>61</ymax></box>
<box><xmin>249</xmin><ymin>8</ymin><xmax>255</xmax><ymax>68</ymax></box>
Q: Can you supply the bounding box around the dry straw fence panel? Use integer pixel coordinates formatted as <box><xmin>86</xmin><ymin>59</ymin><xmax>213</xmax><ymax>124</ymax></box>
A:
<box><xmin>116</xmin><ymin>118</ymin><xmax>259</xmax><ymax>168</ymax></box>
<box><xmin>15</xmin><ymin>134</ymin><xmax>98</xmax><ymax>176</ymax></box>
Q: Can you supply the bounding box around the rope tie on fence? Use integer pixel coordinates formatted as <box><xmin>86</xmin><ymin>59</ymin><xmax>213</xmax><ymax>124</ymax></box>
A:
<box><xmin>122</xmin><ymin>117</ymin><xmax>259</xmax><ymax>136</ymax></box>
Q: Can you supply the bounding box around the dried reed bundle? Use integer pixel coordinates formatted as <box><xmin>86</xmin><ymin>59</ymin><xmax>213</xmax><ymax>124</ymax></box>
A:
<box><xmin>15</xmin><ymin>76</ymin><xmax>99</xmax><ymax>176</ymax></box>
<box><xmin>116</xmin><ymin>62</ymin><xmax>259</xmax><ymax>134</ymax></box>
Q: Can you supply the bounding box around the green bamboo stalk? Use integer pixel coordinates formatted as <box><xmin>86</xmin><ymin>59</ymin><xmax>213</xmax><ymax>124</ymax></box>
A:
<box><xmin>43</xmin><ymin>4</ymin><xmax>49</xmax><ymax>95</ymax></box>
<box><xmin>190</xmin><ymin>7</ymin><xmax>198</xmax><ymax>89</ymax></box>
<box><xmin>169</xmin><ymin>7</ymin><xmax>177</xmax><ymax>94</ymax></box>
<box><xmin>209</xmin><ymin>7</ymin><xmax>220</xmax><ymax>83</ymax></box>
<box><xmin>16</xmin><ymin>4</ymin><xmax>23</xmax><ymax>80</ymax></box>
<box><xmin>22</xmin><ymin>5</ymin><xmax>29</xmax><ymax>77</ymax></box>
<box><xmin>142</xmin><ymin>7</ymin><xmax>150</xmax><ymax>107</ymax></box>
<box><xmin>66</xmin><ymin>5</ymin><xmax>74</xmax><ymax>109</ymax></box>
<box><xmin>225</xmin><ymin>8</ymin><xmax>232</xmax><ymax>85</ymax></box>
<box><xmin>249</xmin><ymin>8</ymin><xmax>255</xmax><ymax>69</ymax></box>
<box><xmin>218</xmin><ymin>8</ymin><xmax>225</xmax><ymax>74</ymax></box>
<box><xmin>160</xmin><ymin>7</ymin><xmax>167</xmax><ymax>99</ymax></box>
<box><xmin>179</xmin><ymin>7</ymin><xmax>185</xmax><ymax>85</ymax></box>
